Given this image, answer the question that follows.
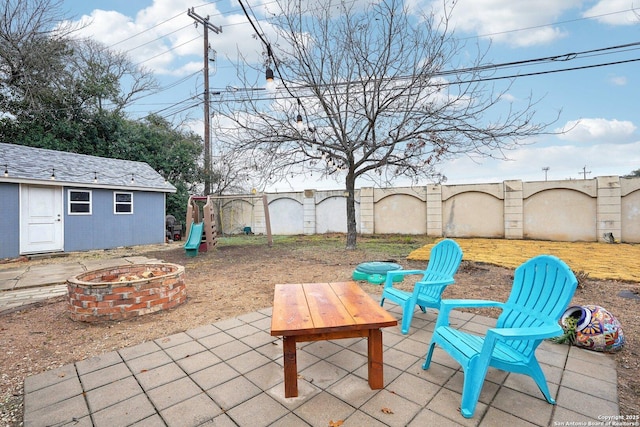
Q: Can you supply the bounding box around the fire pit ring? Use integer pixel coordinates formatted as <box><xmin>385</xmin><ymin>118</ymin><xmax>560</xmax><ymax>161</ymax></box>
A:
<box><xmin>66</xmin><ymin>263</ymin><xmax>186</xmax><ymax>322</ymax></box>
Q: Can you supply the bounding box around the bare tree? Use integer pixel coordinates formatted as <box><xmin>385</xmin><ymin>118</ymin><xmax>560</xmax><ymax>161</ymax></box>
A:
<box><xmin>0</xmin><ymin>0</ymin><xmax>80</xmax><ymax>114</ymax></box>
<box><xmin>66</xmin><ymin>38</ymin><xmax>158</xmax><ymax>114</ymax></box>
<box><xmin>215</xmin><ymin>0</ymin><xmax>556</xmax><ymax>249</ymax></box>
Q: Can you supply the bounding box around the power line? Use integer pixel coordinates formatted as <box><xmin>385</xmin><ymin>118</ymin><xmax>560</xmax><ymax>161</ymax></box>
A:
<box><xmin>133</xmin><ymin>35</ymin><xmax>201</xmax><ymax>67</ymax></box>
<box><xmin>105</xmin><ymin>3</ymin><xmax>639</xmax><ymax>121</ymax></box>
<box><xmin>466</xmin><ymin>7</ymin><xmax>639</xmax><ymax>41</ymax></box>
<box><xmin>104</xmin><ymin>1</ymin><xmax>225</xmax><ymax>50</ymax></box>
<box><xmin>203</xmin><ymin>53</ymin><xmax>640</xmax><ymax>104</ymax></box>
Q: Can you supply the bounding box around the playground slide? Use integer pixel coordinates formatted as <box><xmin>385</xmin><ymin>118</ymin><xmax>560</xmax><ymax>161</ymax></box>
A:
<box><xmin>184</xmin><ymin>222</ymin><xmax>204</xmax><ymax>257</ymax></box>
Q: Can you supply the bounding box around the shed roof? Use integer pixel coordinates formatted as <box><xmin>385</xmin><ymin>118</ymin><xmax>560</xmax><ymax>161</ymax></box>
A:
<box><xmin>0</xmin><ymin>143</ymin><xmax>176</xmax><ymax>193</ymax></box>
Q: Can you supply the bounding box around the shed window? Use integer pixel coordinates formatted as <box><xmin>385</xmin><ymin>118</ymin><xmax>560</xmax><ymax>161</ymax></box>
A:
<box><xmin>114</xmin><ymin>192</ymin><xmax>133</xmax><ymax>214</ymax></box>
<box><xmin>68</xmin><ymin>190</ymin><xmax>92</xmax><ymax>215</ymax></box>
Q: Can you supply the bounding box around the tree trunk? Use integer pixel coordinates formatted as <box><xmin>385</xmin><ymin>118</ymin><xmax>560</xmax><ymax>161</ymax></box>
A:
<box><xmin>345</xmin><ymin>171</ymin><xmax>357</xmax><ymax>250</ymax></box>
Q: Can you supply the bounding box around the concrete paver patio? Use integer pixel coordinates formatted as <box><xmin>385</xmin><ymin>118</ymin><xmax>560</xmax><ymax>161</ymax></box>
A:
<box><xmin>22</xmin><ymin>302</ymin><xmax>618</xmax><ymax>427</ymax></box>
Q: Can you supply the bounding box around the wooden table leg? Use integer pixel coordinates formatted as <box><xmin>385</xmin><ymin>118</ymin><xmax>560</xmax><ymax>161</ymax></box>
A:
<box><xmin>283</xmin><ymin>336</ymin><xmax>298</xmax><ymax>397</ymax></box>
<box><xmin>368</xmin><ymin>328</ymin><xmax>384</xmax><ymax>389</ymax></box>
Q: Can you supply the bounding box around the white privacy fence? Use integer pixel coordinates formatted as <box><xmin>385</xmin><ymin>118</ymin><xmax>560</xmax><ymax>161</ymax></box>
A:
<box><xmin>218</xmin><ymin>176</ymin><xmax>640</xmax><ymax>243</ymax></box>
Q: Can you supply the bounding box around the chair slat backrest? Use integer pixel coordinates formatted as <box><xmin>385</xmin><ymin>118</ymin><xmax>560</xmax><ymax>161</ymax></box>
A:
<box><xmin>497</xmin><ymin>255</ymin><xmax>578</xmax><ymax>356</ymax></box>
<box><xmin>423</xmin><ymin>239</ymin><xmax>463</xmax><ymax>280</ymax></box>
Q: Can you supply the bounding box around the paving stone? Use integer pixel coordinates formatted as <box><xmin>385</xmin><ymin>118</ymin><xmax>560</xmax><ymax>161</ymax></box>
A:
<box><xmin>79</xmin><ymin>362</ymin><xmax>132</xmax><ymax>391</ymax></box>
<box><xmin>360</xmin><ymin>388</ymin><xmax>423</xmax><ymax>427</ymax></box>
<box><xmin>491</xmin><ymin>386</ymin><xmax>554</xmax><ymax>425</ymax></box>
<box><xmin>226</xmin><ymin>393</ymin><xmax>290</xmax><ymax>427</ymax></box>
<box><xmin>225</xmin><ymin>349</ymin><xmax>272</xmax><ymax>374</ymax></box>
<box><xmin>85</xmin><ymin>376</ymin><xmax>144</xmax><ymax>413</ymax></box>
<box><xmin>190</xmin><ymin>363</ymin><xmax>241</xmax><ymax>390</ymax></box>
<box><xmin>135</xmin><ymin>363</ymin><xmax>187</xmax><ymax>391</ymax></box>
<box><xmin>24</xmin><ymin>376</ymin><xmax>83</xmax><ymax>412</ymax></box>
<box><xmin>159</xmin><ymin>393</ymin><xmax>223</xmax><ymax>427</ymax></box>
<box><xmin>225</xmin><ymin>323</ymin><xmax>261</xmax><ymax>339</ymax></box>
<box><xmin>155</xmin><ymin>332</ymin><xmax>194</xmax><ymax>349</ymax></box>
<box><xmin>175</xmin><ymin>350</ymin><xmax>222</xmax><ymax>375</ymax></box>
<box><xmin>208</xmin><ymin>375</ymin><xmax>262</xmax><ymax>409</ymax></box>
<box><xmin>185</xmin><ymin>324</ymin><xmax>220</xmax><ymax>339</ymax></box>
<box><xmin>560</xmin><ymin>369</ymin><xmax>618</xmax><ymax>402</ymax></box>
<box><xmin>119</xmin><ymin>340</ymin><xmax>163</xmax><ymax>361</ymax></box>
<box><xmin>125</xmin><ymin>349</ymin><xmax>173</xmax><ymax>374</ymax></box>
<box><xmin>197</xmin><ymin>331</ymin><xmax>236</xmax><ymax>349</ymax></box>
<box><xmin>163</xmin><ymin>340</ymin><xmax>207</xmax><ymax>361</ymax></box>
<box><xmin>295</xmin><ymin>392</ymin><xmax>356</xmax><ymax>427</ymax></box>
<box><xmin>23</xmin><ymin>395</ymin><xmax>89</xmax><ymax>427</ymax></box>
<box><xmin>76</xmin><ymin>352</ymin><xmax>124</xmax><ymax>375</ymax></box>
<box><xmin>92</xmin><ymin>393</ymin><xmax>157</xmax><ymax>427</ymax></box>
<box><xmin>23</xmin><ymin>364</ymin><xmax>78</xmax><ymax>393</ymax></box>
<box><xmin>146</xmin><ymin>377</ymin><xmax>203</xmax><ymax>411</ymax></box>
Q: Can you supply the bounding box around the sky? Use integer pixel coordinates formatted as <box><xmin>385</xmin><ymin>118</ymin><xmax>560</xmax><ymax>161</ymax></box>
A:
<box><xmin>60</xmin><ymin>0</ymin><xmax>640</xmax><ymax>191</ymax></box>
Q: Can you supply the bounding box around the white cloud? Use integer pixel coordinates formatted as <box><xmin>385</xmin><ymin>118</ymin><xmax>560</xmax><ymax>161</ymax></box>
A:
<box><xmin>65</xmin><ymin>0</ymin><xmax>267</xmax><ymax>76</ymax></box>
<box><xmin>556</xmin><ymin>118</ymin><xmax>637</xmax><ymax>142</ymax></box>
<box><xmin>438</xmin><ymin>139</ymin><xmax>640</xmax><ymax>185</ymax></box>
<box><xmin>609</xmin><ymin>75</ymin><xmax>628</xmax><ymax>86</ymax></box>
<box><xmin>422</xmin><ymin>0</ymin><xmax>582</xmax><ymax>47</ymax></box>
<box><xmin>583</xmin><ymin>0</ymin><xmax>640</xmax><ymax>25</ymax></box>
<box><xmin>266</xmin><ymin>137</ymin><xmax>640</xmax><ymax>191</ymax></box>
<box><xmin>499</xmin><ymin>93</ymin><xmax>517</xmax><ymax>102</ymax></box>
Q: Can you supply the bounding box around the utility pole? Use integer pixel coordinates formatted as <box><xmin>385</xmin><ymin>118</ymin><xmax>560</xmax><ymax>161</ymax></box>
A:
<box><xmin>188</xmin><ymin>7</ymin><xmax>221</xmax><ymax>196</ymax></box>
<box><xmin>579</xmin><ymin>166</ymin><xmax>591</xmax><ymax>180</ymax></box>
<box><xmin>542</xmin><ymin>167</ymin><xmax>549</xmax><ymax>181</ymax></box>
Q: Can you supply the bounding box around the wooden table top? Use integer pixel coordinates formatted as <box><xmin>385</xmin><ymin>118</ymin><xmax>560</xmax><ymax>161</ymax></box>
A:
<box><xmin>270</xmin><ymin>281</ymin><xmax>398</xmax><ymax>337</ymax></box>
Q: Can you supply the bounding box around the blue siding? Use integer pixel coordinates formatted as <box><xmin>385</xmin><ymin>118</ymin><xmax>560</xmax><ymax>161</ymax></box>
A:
<box><xmin>0</xmin><ymin>183</ymin><xmax>20</xmax><ymax>259</ymax></box>
<box><xmin>64</xmin><ymin>189</ymin><xmax>166</xmax><ymax>252</ymax></box>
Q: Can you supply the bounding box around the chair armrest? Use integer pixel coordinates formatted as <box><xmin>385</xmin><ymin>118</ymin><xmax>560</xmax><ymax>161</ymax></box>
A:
<box><xmin>415</xmin><ymin>278</ymin><xmax>455</xmax><ymax>288</ymax></box>
<box><xmin>487</xmin><ymin>324</ymin><xmax>564</xmax><ymax>341</ymax></box>
<box><xmin>384</xmin><ymin>270</ymin><xmax>426</xmax><ymax>288</ymax></box>
<box><xmin>416</xmin><ymin>271</ymin><xmax>455</xmax><ymax>285</ymax></box>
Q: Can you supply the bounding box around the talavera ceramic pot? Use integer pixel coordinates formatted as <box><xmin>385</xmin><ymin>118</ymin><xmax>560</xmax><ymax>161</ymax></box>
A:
<box><xmin>561</xmin><ymin>305</ymin><xmax>625</xmax><ymax>352</ymax></box>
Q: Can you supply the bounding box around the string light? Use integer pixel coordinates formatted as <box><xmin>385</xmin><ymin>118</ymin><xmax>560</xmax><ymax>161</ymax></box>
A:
<box><xmin>0</xmin><ymin>160</ymin><xmax>169</xmax><ymax>186</ymax></box>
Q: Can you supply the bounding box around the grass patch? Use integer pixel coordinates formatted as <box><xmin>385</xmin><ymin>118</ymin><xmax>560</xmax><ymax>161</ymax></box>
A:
<box><xmin>216</xmin><ymin>233</ymin><xmax>431</xmax><ymax>259</ymax></box>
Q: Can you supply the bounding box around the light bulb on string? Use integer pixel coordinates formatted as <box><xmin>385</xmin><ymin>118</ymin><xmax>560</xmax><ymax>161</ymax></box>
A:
<box><xmin>296</xmin><ymin>114</ymin><xmax>304</xmax><ymax>131</ymax></box>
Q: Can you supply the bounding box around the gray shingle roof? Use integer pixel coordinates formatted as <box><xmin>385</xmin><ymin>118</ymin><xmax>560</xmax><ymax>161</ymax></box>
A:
<box><xmin>0</xmin><ymin>143</ymin><xmax>176</xmax><ymax>193</ymax></box>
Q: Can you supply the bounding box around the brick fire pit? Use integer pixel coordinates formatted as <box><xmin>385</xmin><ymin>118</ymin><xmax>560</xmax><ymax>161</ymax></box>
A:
<box><xmin>67</xmin><ymin>263</ymin><xmax>186</xmax><ymax>322</ymax></box>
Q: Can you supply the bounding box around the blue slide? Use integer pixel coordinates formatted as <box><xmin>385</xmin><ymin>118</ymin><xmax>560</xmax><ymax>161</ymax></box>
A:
<box><xmin>184</xmin><ymin>222</ymin><xmax>204</xmax><ymax>257</ymax></box>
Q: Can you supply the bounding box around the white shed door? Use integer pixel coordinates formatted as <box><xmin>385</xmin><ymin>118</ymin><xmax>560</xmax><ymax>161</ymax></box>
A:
<box><xmin>20</xmin><ymin>185</ymin><xmax>64</xmax><ymax>254</ymax></box>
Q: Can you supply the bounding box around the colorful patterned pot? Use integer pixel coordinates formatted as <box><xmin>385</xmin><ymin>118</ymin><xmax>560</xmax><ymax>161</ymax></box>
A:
<box><xmin>561</xmin><ymin>305</ymin><xmax>625</xmax><ymax>352</ymax></box>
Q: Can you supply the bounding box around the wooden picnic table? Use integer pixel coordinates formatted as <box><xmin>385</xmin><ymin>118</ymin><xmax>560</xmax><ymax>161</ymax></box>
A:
<box><xmin>270</xmin><ymin>281</ymin><xmax>398</xmax><ymax>397</ymax></box>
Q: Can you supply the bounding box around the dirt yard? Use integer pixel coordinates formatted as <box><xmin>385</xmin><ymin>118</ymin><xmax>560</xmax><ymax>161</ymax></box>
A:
<box><xmin>0</xmin><ymin>235</ymin><xmax>638</xmax><ymax>425</ymax></box>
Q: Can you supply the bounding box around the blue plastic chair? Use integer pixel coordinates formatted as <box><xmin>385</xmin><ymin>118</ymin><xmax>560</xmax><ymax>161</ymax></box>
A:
<box><xmin>422</xmin><ymin>255</ymin><xmax>578</xmax><ymax>418</ymax></box>
<box><xmin>380</xmin><ymin>239</ymin><xmax>463</xmax><ymax>334</ymax></box>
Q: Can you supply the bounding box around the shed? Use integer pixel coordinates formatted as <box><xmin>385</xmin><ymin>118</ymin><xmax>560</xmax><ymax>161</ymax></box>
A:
<box><xmin>0</xmin><ymin>143</ymin><xmax>176</xmax><ymax>260</ymax></box>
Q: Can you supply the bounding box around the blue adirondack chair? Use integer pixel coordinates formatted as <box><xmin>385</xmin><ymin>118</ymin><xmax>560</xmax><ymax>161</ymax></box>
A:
<box><xmin>422</xmin><ymin>254</ymin><xmax>578</xmax><ymax>418</ymax></box>
<box><xmin>380</xmin><ymin>239</ymin><xmax>463</xmax><ymax>334</ymax></box>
